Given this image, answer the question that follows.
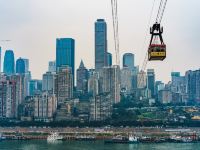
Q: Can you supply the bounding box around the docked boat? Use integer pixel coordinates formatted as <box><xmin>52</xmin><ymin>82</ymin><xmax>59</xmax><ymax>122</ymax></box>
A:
<box><xmin>169</xmin><ymin>135</ymin><xmax>195</xmax><ymax>143</ymax></box>
<box><xmin>105</xmin><ymin>135</ymin><xmax>139</xmax><ymax>144</ymax></box>
<box><xmin>139</xmin><ymin>136</ymin><xmax>153</xmax><ymax>143</ymax></box>
<box><xmin>75</xmin><ymin>135</ymin><xmax>96</xmax><ymax>141</ymax></box>
<box><xmin>181</xmin><ymin>137</ymin><xmax>193</xmax><ymax>143</ymax></box>
<box><xmin>47</xmin><ymin>132</ymin><xmax>63</xmax><ymax>141</ymax></box>
<box><xmin>0</xmin><ymin>133</ymin><xmax>6</xmax><ymax>141</ymax></box>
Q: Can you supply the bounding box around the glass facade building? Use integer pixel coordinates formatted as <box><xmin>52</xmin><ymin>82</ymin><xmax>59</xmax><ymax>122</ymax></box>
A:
<box><xmin>123</xmin><ymin>53</ymin><xmax>135</xmax><ymax>69</ymax></box>
<box><xmin>95</xmin><ymin>19</ymin><xmax>107</xmax><ymax>70</ymax></box>
<box><xmin>16</xmin><ymin>58</ymin><xmax>25</xmax><ymax>74</ymax></box>
<box><xmin>3</xmin><ymin>50</ymin><xmax>15</xmax><ymax>75</ymax></box>
<box><xmin>56</xmin><ymin>38</ymin><xmax>75</xmax><ymax>81</ymax></box>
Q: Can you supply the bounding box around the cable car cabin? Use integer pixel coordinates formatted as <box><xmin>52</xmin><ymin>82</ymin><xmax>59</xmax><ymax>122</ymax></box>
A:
<box><xmin>148</xmin><ymin>44</ymin><xmax>166</xmax><ymax>61</ymax></box>
<box><xmin>148</xmin><ymin>23</ymin><xmax>166</xmax><ymax>61</ymax></box>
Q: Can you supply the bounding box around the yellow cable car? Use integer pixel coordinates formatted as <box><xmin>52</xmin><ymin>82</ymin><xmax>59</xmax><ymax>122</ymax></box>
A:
<box><xmin>148</xmin><ymin>23</ymin><xmax>166</xmax><ymax>61</ymax></box>
<box><xmin>148</xmin><ymin>44</ymin><xmax>166</xmax><ymax>61</ymax></box>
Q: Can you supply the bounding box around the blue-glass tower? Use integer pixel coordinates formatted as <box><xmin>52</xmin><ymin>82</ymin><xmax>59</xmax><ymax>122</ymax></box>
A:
<box><xmin>56</xmin><ymin>38</ymin><xmax>75</xmax><ymax>83</ymax></box>
<box><xmin>123</xmin><ymin>53</ymin><xmax>135</xmax><ymax>69</ymax></box>
<box><xmin>16</xmin><ymin>57</ymin><xmax>25</xmax><ymax>74</ymax></box>
<box><xmin>95</xmin><ymin>19</ymin><xmax>107</xmax><ymax>70</ymax></box>
<box><xmin>3</xmin><ymin>50</ymin><xmax>15</xmax><ymax>75</ymax></box>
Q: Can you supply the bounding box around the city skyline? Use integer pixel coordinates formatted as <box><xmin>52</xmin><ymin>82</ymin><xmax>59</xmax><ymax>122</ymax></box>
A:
<box><xmin>0</xmin><ymin>0</ymin><xmax>200</xmax><ymax>83</ymax></box>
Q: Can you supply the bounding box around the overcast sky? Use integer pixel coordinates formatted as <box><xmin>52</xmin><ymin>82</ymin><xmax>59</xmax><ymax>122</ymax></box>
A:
<box><xmin>0</xmin><ymin>0</ymin><xmax>200</xmax><ymax>83</ymax></box>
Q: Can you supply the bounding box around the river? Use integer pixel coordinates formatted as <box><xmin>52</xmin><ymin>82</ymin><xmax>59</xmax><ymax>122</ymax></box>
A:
<box><xmin>0</xmin><ymin>140</ymin><xmax>199</xmax><ymax>150</ymax></box>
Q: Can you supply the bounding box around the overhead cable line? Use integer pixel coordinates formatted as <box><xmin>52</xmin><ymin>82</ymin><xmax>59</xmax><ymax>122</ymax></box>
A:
<box><xmin>111</xmin><ymin>0</ymin><xmax>120</xmax><ymax>66</ymax></box>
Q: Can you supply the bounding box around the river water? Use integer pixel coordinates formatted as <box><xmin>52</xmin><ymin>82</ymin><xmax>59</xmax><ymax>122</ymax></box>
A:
<box><xmin>0</xmin><ymin>140</ymin><xmax>199</xmax><ymax>150</ymax></box>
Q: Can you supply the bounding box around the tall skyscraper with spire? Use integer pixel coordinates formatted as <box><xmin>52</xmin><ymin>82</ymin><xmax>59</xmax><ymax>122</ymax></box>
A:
<box><xmin>3</xmin><ymin>50</ymin><xmax>15</xmax><ymax>75</ymax></box>
<box><xmin>95</xmin><ymin>19</ymin><xmax>107</xmax><ymax>70</ymax></box>
<box><xmin>77</xmin><ymin>60</ymin><xmax>88</xmax><ymax>94</ymax></box>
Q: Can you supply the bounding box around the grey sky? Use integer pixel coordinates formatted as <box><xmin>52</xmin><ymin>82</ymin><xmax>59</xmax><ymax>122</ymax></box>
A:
<box><xmin>0</xmin><ymin>0</ymin><xmax>200</xmax><ymax>83</ymax></box>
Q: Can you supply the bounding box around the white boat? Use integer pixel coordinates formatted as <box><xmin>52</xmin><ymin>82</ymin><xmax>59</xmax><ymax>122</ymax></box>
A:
<box><xmin>0</xmin><ymin>133</ymin><xmax>6</xmax><ymax>140</ymax></box>
<box><xmin>47</xmin><ymin>132</ymin><xmax>63</xmax><ymax>141</ymax></box>
<box><xmin>129</xmin><ymin>135</ymin><xmax>139</xmax><ymax>143</ymax></box>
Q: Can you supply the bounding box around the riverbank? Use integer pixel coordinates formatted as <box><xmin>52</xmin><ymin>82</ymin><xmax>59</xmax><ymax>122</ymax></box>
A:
<box><xmin>1</xmin><ymin>127</ymin><xmax>200</xmax><ymax>143</ymax></box>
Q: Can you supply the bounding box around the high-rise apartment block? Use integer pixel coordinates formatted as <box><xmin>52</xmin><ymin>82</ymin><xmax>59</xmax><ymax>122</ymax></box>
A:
<box><xmin>101</xmin><ymin>65</ymin><xmax>120</xmax><ymax>104</ymax></box>
<box><xmin>34</xmin><ymin>92</ymin><xmax>57</xmax><ymax>122</ymax></box>
<box><xmin>55</xmin><ymin>66</ymin><xmax>73</xmax><ymax>105</ymax></box>
<box><xmin>0</xmin><ymin>80</ymin><xmax>17</xmax><ymax>118</ymax></box>
<box><xmin>42</xmin><ymin>71</ymin><xmax>56</xmax><ymax>94</ymax></box>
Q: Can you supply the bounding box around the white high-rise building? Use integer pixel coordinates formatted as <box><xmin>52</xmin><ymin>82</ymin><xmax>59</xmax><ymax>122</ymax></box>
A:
<box><xmin>137</xmin><ymin>70</ymin><xmax>147</xmax><ymax>89</ymax></box>
<box><xmin>42</xmin><ymin>71</ymin><xmax>56</xmax><ymax>94</ymax></box>
<box><xmin>101</xmin><ymin>65</ymin><xmax>120</xmax><ymax>104</ymax></box>
<box><xmin>88</xmin><ymin>71</ymin><xmax>99</xmax><ymax>97</ymax></box>
<box><xmin>120</xmin><ymin>67</ymin><xmax>132</xmax><ymax>94</ymax></box>
<box><xmin>48</xmin><ymin>61</ymin><xmax>56</xmax><ymax>73</ymax></box>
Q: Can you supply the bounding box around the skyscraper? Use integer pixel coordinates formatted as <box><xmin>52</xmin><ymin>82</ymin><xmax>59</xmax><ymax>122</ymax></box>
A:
<box><xmin>120</xmin><ymin>67</ymin><xmax>132</xmax><ymax>94</ymax></box>
<box><xmin>55</xmin><ymin>66</ymin><xmax>73</xmax><ymax>104</ymax></box>
<box><xmin>101</xmin><ymin>65</ymin><xmax>121</xmax><ymax>104</ymax></box>
<box><xmin>123</xmin><ymin>53</ymin><xmax>135</xmax><ymax>69</ymax></box>
<box><xmin>185</xmin><ymin>69</ymin><xmax>200</xmax><ymax>102</ymax></box>
<box><xmin>9</xmin><ymin>74</ymin><xmax>25</xmax><ymax>117</ymax></box>
<box><xmin>21</xmin><ymin>58</ymin><xmax>31</xmax><ymax>97</ymax></box>
<box><xmin>3</xmin><ymin>50</ymin><xmax>15</xmax><ymax>75</ymax></box>
<box><xmin>77</xmin><ymin>60</ymin><xmax>88</xmax><ymax>93</ymax></box>
<box><xmin>88</xmin><ymin>71</ymin><xmax>99</xmax><ymax>97</ymax></box>
<box><xmin>0</xmin><ymin>80</ymin><xmax>17</xmax><ymax>118</ymax></box>
<box><xmin>107</xmin><ymin>52</ymin><xmax>112</xmax><ymax>66</ymax></box>
<box><xmin>137</xmin><ymin>70</ymin><xmax>147</xmax><ymax>89</ymax></box>
<box><xmin>28</xmin><ymin>80</ymin><xmax>42</xmax><ymax>96</ymax></box>
<box><xmin>16</xmin><ymin>58</ymin><xmax>25</xmax><ymax>74</ymax></box>
<box><xmin>22</xmin><ymin>58</ymin><xmax>29</xmax><ymax>73</ymax></box>
<box><xmin>42</xmin><ymin>72</ymin><xmax>56</xmax><ymax>94</ymax></box>
<box><xmin>48</xmin><ymin>61</ymin><xmax>56</xmax><ymax>73</ymax></box>
<box><xmin>56</xmin><ymin>38</ymin><xmax>75</xmax><ymax>81</ymax></box>
<box><xmin>95</xmin><ymin>19</ymin><xmax>107</xmax><ymax>70</ymax></box>
<box><xmin>147</xmin><ymin>69</ymin><xmax>155</xmax><ymax>98</ymax></box>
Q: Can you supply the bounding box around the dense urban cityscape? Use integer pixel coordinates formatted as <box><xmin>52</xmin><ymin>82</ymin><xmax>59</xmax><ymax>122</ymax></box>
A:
<box><xmin>0</xmin><ymin>18</ymin><xmax>199</xmax><ymax>127</ymax></box>
<box><xmin>1</xmin><ymin>0</ymin><xmax>200</xmax><ymax>149</ymax></box>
